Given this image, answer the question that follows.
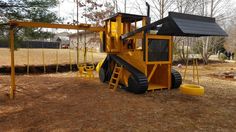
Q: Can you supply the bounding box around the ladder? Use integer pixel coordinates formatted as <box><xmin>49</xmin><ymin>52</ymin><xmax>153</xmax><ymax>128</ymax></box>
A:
<box><xmin>109</xmin><ymin>64</ymin><xmax>123</xmax><ymax>90</ymax></box>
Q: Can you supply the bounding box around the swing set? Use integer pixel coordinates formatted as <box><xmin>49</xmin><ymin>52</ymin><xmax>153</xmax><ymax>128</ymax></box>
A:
<box><xmin>25</xmin><ymin>41</ymin><xmax>65</xmax><ymax>74</ymax></box>
<box><xmin>25</xmin><ymin>37</ymin><xmax>95</xmax><ymax>75</ymax></box>
<box><xmin>180</xmin><ymin>57</ymin><xmax>204</xmax><ymax>96</ymax></box>
<box><xmin>5</xmin><ymin>20</ymin><xmax>104</xmax><ymax>99</ymax></box>
<box><xmin>78</xmin><ymin>47</ymin><xmax>95</xmax><ymax>78</ymax></box>
<box><xmin>26</xmin><ymin>41</ymin><xmax>47</xmax><ymax>74</ymax></box>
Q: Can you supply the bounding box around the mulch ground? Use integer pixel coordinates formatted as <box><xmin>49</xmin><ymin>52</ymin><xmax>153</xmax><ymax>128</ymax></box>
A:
<box><xmin>0</xmin><ymin>63</ymin><xmax>236</xmax><ymax>131</ymax></box>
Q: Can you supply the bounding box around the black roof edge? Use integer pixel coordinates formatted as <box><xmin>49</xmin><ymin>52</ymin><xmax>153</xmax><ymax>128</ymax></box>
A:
<box><xmin>104</xmin><ymin>12</ymin><xmax>147</xmax><ymax>21</ymax></box>
<box><xmin>168</xmin><ymin>12</ymin><xmax>216</xmax><ymax>23</ymax></box>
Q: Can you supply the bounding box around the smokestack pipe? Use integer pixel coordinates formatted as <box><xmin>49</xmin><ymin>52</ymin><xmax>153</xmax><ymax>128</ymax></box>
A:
<box><xmin>146</xmin><ymin>2</ymin><xmax>151</xmax><ymax>25</ymax></box>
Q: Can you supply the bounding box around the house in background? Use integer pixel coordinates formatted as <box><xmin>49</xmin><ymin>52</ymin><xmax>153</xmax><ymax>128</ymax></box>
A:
<box><xmin>0</xmin><ymin>32</ymin><xmax>71</xmax><ymax>49</ymax></box>
<box><xmin>52</xmin><ymin>32</ymin><xmax>70</xmax><ymax>48</ymax></box>
<box><xmin>68</xmin><ymin>31</ymin><xmax>101</xmax><ymax>51</ymax></box>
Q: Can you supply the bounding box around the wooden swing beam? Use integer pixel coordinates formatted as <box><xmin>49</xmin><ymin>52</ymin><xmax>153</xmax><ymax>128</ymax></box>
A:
<box><xmin>9</xmin><ymin>20</ymin><xmax>105</xmax><ymax>32</ymax></box>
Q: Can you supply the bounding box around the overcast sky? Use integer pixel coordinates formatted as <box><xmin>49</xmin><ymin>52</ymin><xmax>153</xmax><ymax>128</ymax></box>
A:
<box><xmin>58</xmin><ymin>0</ymin><xmax>236</xmax><ymax>24</ymax></box>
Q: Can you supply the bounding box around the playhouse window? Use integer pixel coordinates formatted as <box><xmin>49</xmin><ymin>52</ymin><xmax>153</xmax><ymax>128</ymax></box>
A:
<box><xmin>148</xmin><ymin>39</ymin><xmax>169</xmax><ymax>61</ymax></box>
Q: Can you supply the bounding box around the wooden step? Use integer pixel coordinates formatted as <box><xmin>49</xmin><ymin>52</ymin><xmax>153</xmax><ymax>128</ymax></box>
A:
<box><xmin>112</xmin><ymin>77</ymin><xmax>118</xmax><ymax>80</ymax></box>
<box><xmin>109</xmin><ymin>83</ymin><xmax>116</xmax><ymax>86</ymax></box>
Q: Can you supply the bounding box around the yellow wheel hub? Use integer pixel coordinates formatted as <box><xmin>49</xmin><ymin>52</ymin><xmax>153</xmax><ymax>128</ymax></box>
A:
<box><xmin>180</xmin><ymin>84</ymin><xmax>204</xmax><ymax>96</ymax></box>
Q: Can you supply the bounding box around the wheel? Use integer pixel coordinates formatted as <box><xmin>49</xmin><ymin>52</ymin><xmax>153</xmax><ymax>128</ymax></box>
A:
<box><xmin>99</xmin><ymin>68</ymin><xmax>106</xmax><ymax>82</ymax></box>
<box><xmin>171</xmin><ymin>69</ymin><xmax>182</xmax><ymax>89</ymax></box>
<box><xmin>180</xmin><ymin>84</ymin><xmax>204</xmax><ymax>96</ymax></box>
<box><xmin>127</xmin><ymin>76</ymin><xmax>147</xmax><ymax>94</ymax></box>
<box><xmin>96</xmin><ymin>59</ymin><xmax>105</xmax><ymax>72</ymax></box>
<box><xmin>98</xmin><ymin>56</ymin><xmax>110</xmax><ymax>83</ymax></box>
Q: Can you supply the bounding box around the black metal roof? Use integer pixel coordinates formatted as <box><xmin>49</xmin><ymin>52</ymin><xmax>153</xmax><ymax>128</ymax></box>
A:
<box><xmin>156</xmin><ymin>12</ymin><xmax>227</xmax><ymax>37</ymax></box>
<box><xmin>104</xmin><ymin>12</ymin><xmax>147</xmax><ymax>23</ymax></box>
<box><xmin>121</xmin><ymin>12</ymin><xmax>227</xmax><ymax>40</ymax></box>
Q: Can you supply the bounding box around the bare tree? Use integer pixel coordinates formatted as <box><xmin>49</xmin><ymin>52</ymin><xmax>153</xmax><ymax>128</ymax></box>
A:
<box><xmin>76</xmin><ymin>0</ymin><xmax>115</xmax><ymax>63</ymax></box>
<box><xmin>133</xmin><ymin>1</ymin><xmax>145</xmax><ymax>15</ymax></box>
<box><xmin>194</xmin><ymin>0</ymin><xmax>233</xmax><ymax>64</ymax></box>
<box><xmin>225</xmin><ymin>18</ymin><xmax>236</xmax><ymax>53</ymax></box>
<box><xmin>149</xmin><ymin>0</ymin><xmax>175</xmax><ymax>19</ymax></box>
<box><xmin>78</xmin><ymin>0</ymin><xmax>115</xmax><ymax>26</ymax></box>
<box><xmin>174</xmin><ymin>0</ymin><xmax>200</xmax><ymax>63</ymax></box>
<box><xmin>133</xmin><ymin>0</ymin><xmax>175</xmax><ymax>20</ymax></box>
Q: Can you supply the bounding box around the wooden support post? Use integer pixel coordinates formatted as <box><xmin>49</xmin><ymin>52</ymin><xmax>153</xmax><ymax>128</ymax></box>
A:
<box><xmin>91</xmin><ymin>48</ymin><xmax>94</xmax><ymax>64</ymax></box>
<box><xmin>183</xmin><ymin>59</ymin><xmax>188</xmax><ymax>81</ymax></box>
<box><xmin>76</xmin><ymin>48</ymin><xmax>79</xmax><ymax>78</ymax></box>
<box><xmin>42</xmin><ymin>48</ymin><xmax>46</xmax><ymax>73</ymax></box>
<box><xmin>193</xmin><ymin>59</ymin><xmax>195</xmax><ymax>82</ymax></box>
<box><xmin>168</xmin><ymin>64</ymin><xmax>171</xmax><ymax>90</ymax></box>
<box><xmin>83</xmin><ymin>48</ymin><xmax>87</xmax><ymax>64</ymax></box>
<box><xmin>196</xmin><ymin>59</ymin><xmax>200</xmax><ymax>85</ymax></box>
<box><xmin>134</xmin><ymin>21</ymin><xmax>137</xmax><ymax>48</ymax></box>
<box><xmin>116</xmin><ymin>15</ymin><xmax>122</xmax><ymax>51</ymax></box>
<box><xmin>10</xmin><ymin>28</ymin><xmax>16</xmax><ymax>99</ymax></box>
<box><xmin>69</xmin><ymin>48</ymin><xmax>72</xmax><ymax>72</ymax></box>
<box><xmin>76</xmin><ymin>47</ymin><xmax>80</xmax><ymax>77</ymax></box>
<box><xmin>148</xmin><ymin>64</ymin><xmax>158</xmax><ymax>82</ymax></box>
<box><xmin>183</xmin><ymin>43</ymin><xmax>190</xmax><ymax>81</ymax></box>
<box><xmin>27</xmin><ymin>43</ymin><xmax>30</xmax><ymax>75</ymax></box>
<box><xmin>56</xmin><ymin>49</ymin><xmax>59</xmax><ymax>73</ymax></box>
<box><xmin>77</xmin><ymin>34</ymin><xmax>80</xmax><ymax>66</ymax></box>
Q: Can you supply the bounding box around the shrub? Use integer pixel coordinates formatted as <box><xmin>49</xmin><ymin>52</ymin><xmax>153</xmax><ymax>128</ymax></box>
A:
<box><xmin>219</xmin><ymin>53</ymin><xmax>227</xmax><ymax>61</ymax></box>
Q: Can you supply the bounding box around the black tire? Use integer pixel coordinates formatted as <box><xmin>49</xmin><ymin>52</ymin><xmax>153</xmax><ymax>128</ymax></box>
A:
<box><xmin>99</xmin><ymin>68</ymin><xmax>106</xmax><ymax>82</ymax></box>
<box><xmin>127</xmin><ymin>76</ymin><xmax>147</xmax><ymax>94</ymax></box>
<box><xmin>171</xmin><ymin>69</ymin><xmax>182</xmax><ymax>89</ymax></box>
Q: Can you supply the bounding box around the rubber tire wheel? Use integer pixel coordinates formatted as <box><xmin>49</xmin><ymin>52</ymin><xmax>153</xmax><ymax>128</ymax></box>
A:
<box><xmin>171</xmin><ymin>69</ymin><xmax>182</xmax><ymax>89</ymax></box>
<box><xmin>127</xmin><ymin>76</ymin><xmax>147</xmax><ymax>94</ymax></box>
<box><xmin>99</xmin><ymin>68</ymin><xmax>106</xmax><ymax>82</ymax></box>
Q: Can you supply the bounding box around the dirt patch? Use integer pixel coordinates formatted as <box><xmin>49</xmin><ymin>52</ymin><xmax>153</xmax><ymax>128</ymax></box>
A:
<box><xmin>0</xmin><ymin>63</ymin><xmax>236</xmax><ymax>131</ymax></box>
<box><xmin>172</xmin><ymin>58</ymin><xmax>225</xmax><ymax>65</ymax></box>
<box><xmin>207</xmin><ymin>67</ymin><xmax>236</xmax><ymax>81</ymax></box>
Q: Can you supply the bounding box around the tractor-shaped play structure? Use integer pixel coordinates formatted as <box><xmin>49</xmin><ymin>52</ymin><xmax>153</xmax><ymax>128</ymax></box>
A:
<box><xmin>2</xmin><ymin>3</ymin><xmax>227</xmax><ymax>98</ymax></box>
<box><xmin>98</xmin><ymin>10</ymin><xmax>227</xmax><ymax>93</ymax></box>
